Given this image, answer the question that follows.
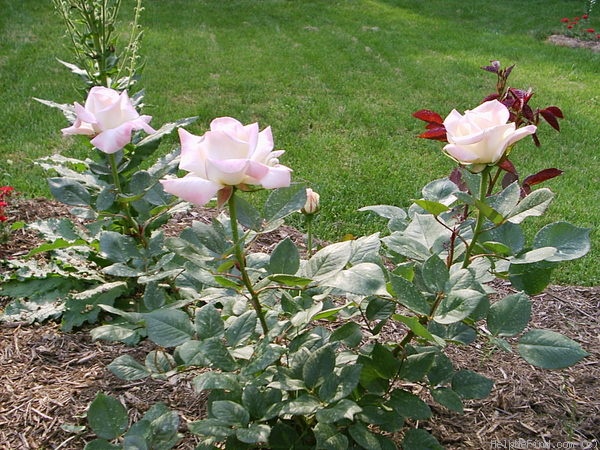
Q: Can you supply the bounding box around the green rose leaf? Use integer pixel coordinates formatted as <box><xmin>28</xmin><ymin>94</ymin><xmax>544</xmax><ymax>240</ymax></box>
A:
<box><xmin>225</xmin><ymin>310</ymin><xmax>257</xmax><ymax>347</ymax></box>
<box><xmin>402</xmin><ymin>428</ymin><xmax>444</xmax><ymax>450</ymax></box>
<box><xmin>348</xmin><ymin>422</ymin><xmax>382</xmax><ymax>450</ymax></box>
<box><xmin>87</xmin><ymin>393</ymin><xmax>128</xmax><ymax>440</ymax></box>
<box><xmin>451</xmin><ymin>370</ymin><xmax>493</xmax><ymax>399</ymax></box>
<box><xmin>146</xmin><ymin>309</ymin><xmax>194</xmax><ymax>347</ymax></box>
<box><xmin>108</xmin><ymin>354</ymin><xmax>151</xmax><ymax>381</ymax></box>
<box><xmin>302</xmin><ymin>344</ymin><xmax>336</xmax><ymax>389</ymax></box>
<box><xmin>533</xmin><ymin>222</ymin><xmax>591</xmax><ymax>262</ymax></box>
<box><xmin>264</xmin><ymin>183</ymin><xmax>307</xmax><ymax>223</ymax></box>
<box><xmin>268</xmin><ymin>237</ymin><xmax>300</xmax><ymax>275</ymax></box>
<box><xmin>433</xmin><ymin>289</ymin><xmax>487</xmax><ymax>324</ymax></box>
<box><xmin>321</xmin><ymin>262</ymin><xmax>388</xmax><ymax>296</ymax></box>
<box><xmin>388</xmin><ymin>273</ymin><xmax>431</xmax><ymax>315</ymax></box>
<box><xmin>314</xmin><ymin>422</ymin><xmax>349</xmax><ymax>450</ymax></box>
<box><xmin>236</xmin><ymin>423</ymin><xmax>271</xmax><ymax>444</ymax></box>
<box><xmin>430</xmin><ymin>387</ymin><xmax>464</xmax><ymax>413</ymax></box>
<box><xmin>211</xmin><ymin>400</ymin><xmax>250</xmax><ymax>427</ymax></box>
<box><xmin>388</xmin><ymin>389</ymin><xmax>432</xmax><ymax>420</ymax></box>
<box><xmin>194</xmin><ymin>303</ymin><xmax>225</xmax><ymax>339</ymax></box>
<box><xmin>315</xmin><ymin>399</ymin><xmax>362</xmax><ymax>424</ymax></box>
<box><xmin>487</xmin><ymin>292</ymin><xmax>531</xmax><ymax>337</ymax></box>
<box><xmin>506</xmin><ymin>188</ymin><xmax>554</xmax><ymax>224</ymax></box>
<box><xmin>518</xmin><ymin>329</ymin><xmax>589</xmax><ymax>369</ymax></box>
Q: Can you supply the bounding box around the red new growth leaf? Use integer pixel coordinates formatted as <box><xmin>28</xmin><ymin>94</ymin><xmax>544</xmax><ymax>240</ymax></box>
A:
<box><xmin>412</xmin><ymin>109</ymin><xmax>444</xmax><ymax>125</ymax></box>
<box><xmin>418</xmin><ymin>127</ymin><xmax>447</xmax><ymax>141</ymax></box>
<box><xmin>498</xmin><ymin>158</ymin><xmax>517</xmax><ymax>174</ymax></box>
<box><xmin>523</xmin><ymin>168</ymin><xmax>563</xmax><ymax>187</ymax></box>
<box><xmin>539</xmin><ymin>108</ymin><xmax>562</xmax><ymax>131</ymax></box>
<box><xmin>544</xmin><ymin>106</ymin><xmax>564</xmax><ymax>118</ymax></box>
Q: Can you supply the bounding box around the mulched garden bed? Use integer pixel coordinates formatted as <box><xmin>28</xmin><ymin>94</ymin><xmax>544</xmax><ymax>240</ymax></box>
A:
<box><xmin>1</xmin><ymin>199</ymin><xmax>598</xmax><ymax>449</ymax></box>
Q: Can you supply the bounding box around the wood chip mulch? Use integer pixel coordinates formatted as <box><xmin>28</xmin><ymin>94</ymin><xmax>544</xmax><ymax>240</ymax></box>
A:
<box><xmin>0</xmin><ymin>199</ymin><xmax>598</xmax><ymax>449</ymax></box>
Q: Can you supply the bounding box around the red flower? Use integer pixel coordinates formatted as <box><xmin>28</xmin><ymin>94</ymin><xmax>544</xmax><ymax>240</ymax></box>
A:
<box><xmin>0</xmin><ymin>201</ymin><xmax>7</xmax><ymax>208</ymax></box>
<box><xmin>583</xmin><ymin>14</ymin><xmax>589</xmax><ymax>19</ymax></box>
<box><xmin>568</xmin><ymin>25</ymin><xmax>574</xmax><ymax>29</ymax></box>
<box><xmin>597</xmin><ymin>34</ymin><xmax>600</xmax><ymax>39</ymax></box>
<box><xmin>0</xmin><ymin>186</ymin><xmax>14</xmax><ymax>195</ymax></box>
<box><xmin>0</xmin><ymin>215</ymin><xmax>7</xmax><ymax>222</ymax></box>
<box><xmin>586</xmin><ymin>28</ymin><xmax>595</xmax><ymax>33</ymax></box>
<box><xmin>561</xmin><ymin>17</ymin><xmax>570</xmax><ymax>23</ymax></box>
<box><xmin>574</xmin><ymin>16</ymin><xmax>580</xmax><ymax>21</ymax></box>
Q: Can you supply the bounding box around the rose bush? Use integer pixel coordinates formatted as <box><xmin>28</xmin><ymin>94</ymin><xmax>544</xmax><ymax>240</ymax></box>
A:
<box><xmin>442</xmin><ymin>99</ymin><xmax>537</xmax><ymax>172</ymax></box>
<box><xmin>160</xmin><ymin>118</ymin><xmax>292</xmax><ymax>206</ymax></box>
<box><xmin>62</xmin><ymin>86</ymin><xmax>155</xmax><ymax>154</ymax></box>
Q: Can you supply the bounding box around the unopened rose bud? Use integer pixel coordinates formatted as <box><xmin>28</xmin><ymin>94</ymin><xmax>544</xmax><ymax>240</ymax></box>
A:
<box><xmin>302</xmin><ymin>188</ymin><xmax>320</xmax><ymax>215</ymax></box>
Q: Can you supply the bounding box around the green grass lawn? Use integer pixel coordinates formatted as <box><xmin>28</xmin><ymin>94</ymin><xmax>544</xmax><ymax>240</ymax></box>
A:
<box><xmin>1</xmin><ymin>0</ymin><xmax>598</xmax><ymax>285</ymax></box>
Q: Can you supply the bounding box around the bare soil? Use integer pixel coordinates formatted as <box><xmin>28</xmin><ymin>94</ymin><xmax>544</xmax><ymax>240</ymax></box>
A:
<box><xmin>1</xmin><ymin>199</ymin><xmax>598</xmax><ymax>449</ymax></box>
<box><xmin>547</xmin><ymin>35</ymin><xmax>600</xmax><ymax>52</ymax></box>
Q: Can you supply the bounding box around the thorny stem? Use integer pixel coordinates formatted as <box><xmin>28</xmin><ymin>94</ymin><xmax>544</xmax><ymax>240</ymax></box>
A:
<box><xmin>228</xmin><ymin>189</ymin><xmax>270</xmax><ymax>335</ymax></box>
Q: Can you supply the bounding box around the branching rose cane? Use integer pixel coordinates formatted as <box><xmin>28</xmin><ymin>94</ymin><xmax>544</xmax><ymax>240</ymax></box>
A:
<box><xmin>160</xmin><ymin>117</ymin><xmax>292</xmax><ymax>335</ymax></box>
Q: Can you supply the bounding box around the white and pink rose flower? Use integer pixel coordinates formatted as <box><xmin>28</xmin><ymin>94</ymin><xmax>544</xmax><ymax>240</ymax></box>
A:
<box><xmin>160</xmin><ymin>117</ymin><xmax>292</xmax><ymax>206</ymax></box>
<box><xmin>443</xmin><ymin>100</ymin><xmax>537</xmax><ymax>172</ymax></box>
<box><xmin>62</xmin><ymin>86</ymin><xmax>155</xmax><ymax>154</ymax></box>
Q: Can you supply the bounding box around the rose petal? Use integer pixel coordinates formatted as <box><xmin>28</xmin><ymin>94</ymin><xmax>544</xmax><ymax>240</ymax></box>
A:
<box><xmin>91</xmin><ymin>123</ymin><xmax>136</xmax><ymax>154</ymax></box>
<box><xmin>258</xmin><ymin>165</ymin><xmax>292</xmax><ymax>189</ymax></box>
<box><xmin>160</xmin><ymin>175</ymin><xmax>221</xmax><ymax>206</ymax></box>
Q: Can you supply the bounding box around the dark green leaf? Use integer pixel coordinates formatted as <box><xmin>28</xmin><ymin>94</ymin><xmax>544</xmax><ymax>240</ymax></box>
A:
<box><xmin>451</xmin><ymin>370</ymin><xmax>493</xmax><ymax>399</ymax></box>
<box><xmin>302</xmin><ymin>344</ymin><xmax>336</xmax><ymax>389</ymax></box>
<box><xmin>99</xmin><ymin>231</ymin><xmax>141</xmax><ymax>263</ymax></box>
<box><xmin>348</xmin><ymin>422</ymin><xmax>382</xmax><ymax>450</ymax></box>
<box><xmin>195</xmin><ymin>304</ymin><xmax>225</xmax><ymax>339</ymax></box>
<box><xmin>402</xmin><ymin>428</ymin><xmax>443</xmax><ymax>450</ymax></box>
<box><xmin>211</xmin><ymin>401</ymin><xmax>250</xmax><ymax>426</ymax></box>
<box><xmin>518</xmin><ymin>329</ymin><xmax>589</xmax><ymax>369</ymax></box>
<box><xmin>264</xmin><ymin>183</ymin><xmax>307</xmax><ymax>223</ymax></box>
<box><xmin>533</xmin><ymin>222</ymin><xmax>591</xmax><ymax>262</ymax></box>
<box><xmin>433</xmin><ymin>289</ymin><xmax>487</xmax><ymax>324</ymax></box>
<box><xmin>398</xmin><ymin>352</ymin><xmax>436</xmax><ymax>382</ymax></box>
<box><xmin>487</xmin><ymin>292</ymin><xmax>531</xmax><ymax>337</ymax></box>
<box><xmin>388</xmin><ymin>389</ymin><xmax>432</xmax><ymax>419</ymax></box>
<box><xmin>388</xmin><ymin>273</ymin><xmax>431</xmax><ymax>315</ymax></box>
<box><xmin>421</xmin><ymin>255</ymin><xmax>449</xmax><ymax>293</ymax></box>
<box><xmin>430</xmin><ymin>387</ymin><xmax>464</xmax><ymax>413</ymax></box>
<box><xmin>87</xmin><ymin>393</ymin><xmax>128</xmax><ymax>440</ymax></box>
<box><xmin>225</xmin><ymin>310</ymin><xmax>257</xmax><ymax>347</ymax></box>
<box><xmin>193</xmin><ymin>372</ymin><xmax>240</xmax><ymax>392</ymax></box>
<box><xmin>236</xmin><ymin>423</ymin><xmax>271</xmax><ymax>444</ymax></box>
<box><xmin>315</xmin><ymin>399</ymin><xmax>362</xmax><ymax>423</ymax></box>
<box><xmin>268</xmin><ymin>238</ymin><xmax>300</xmax><ymax>275</ymax></box>
<box><xmin>146</xmin><ymin>309</ymin><xmax>194</xmax><ymax>347</ymax></box>
<box><xmin>108</xmin><ymin>354</ymin><xmax>150</xmax><ymax>381</ymax></box>
<box><xmin>508</xmin><ymin>261</ymin><xmax>555</xmax><ymax>295</ymax></box>
<box><xmin>314</xmin><ymin>422</ymin><xmax>349</xmax><ymax>450</ymax></box>
<box><xmin>330</xmin><ymin>322</ymin><xmax>362</xmax><ymax>347</ymax></box>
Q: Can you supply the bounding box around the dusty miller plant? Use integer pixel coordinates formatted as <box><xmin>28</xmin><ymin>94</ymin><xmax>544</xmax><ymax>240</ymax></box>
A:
<box><xmin>0</xmin><ymin>0</ymin><xmax>196</xmax><ymax>335</ymax></box>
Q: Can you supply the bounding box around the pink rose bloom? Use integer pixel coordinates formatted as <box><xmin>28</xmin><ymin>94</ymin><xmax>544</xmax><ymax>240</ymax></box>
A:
<box><xmin>442</xmin><ymin>100</ymin><xmax>537</xmax><ymax>172</ymax></box>
<box><xmin>160</xmin><ymin>117</ymin><xmax>292</xmax><ymax>206</ymax></box>
<box><xmin>62</xmin><ymin>86</ymin><xmax>155</xmax><ymax>154</ymax></box>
